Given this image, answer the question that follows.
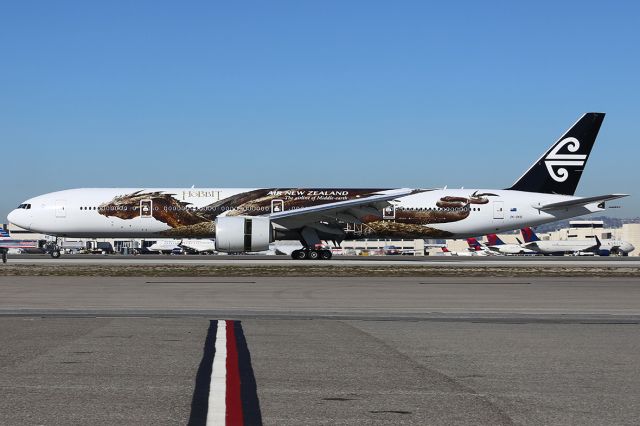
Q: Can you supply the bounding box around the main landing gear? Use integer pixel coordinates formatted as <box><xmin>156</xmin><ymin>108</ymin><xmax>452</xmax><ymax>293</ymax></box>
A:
<box><xmin>290</xmin><ymin>248</ymin><xmax>332</xmax><ymax>260</ymax></box>
<box><xmin>291</xmin><ymin>226</ymin><xmax>335</xmax><ymax>260</ymax></box>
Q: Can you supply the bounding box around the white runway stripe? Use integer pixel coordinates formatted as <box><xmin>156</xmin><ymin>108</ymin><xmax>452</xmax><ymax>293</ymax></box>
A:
<box><xmin>207</xmin><ymin>320</ymin><xmax>227</xmax><ymax>426</ymax></box>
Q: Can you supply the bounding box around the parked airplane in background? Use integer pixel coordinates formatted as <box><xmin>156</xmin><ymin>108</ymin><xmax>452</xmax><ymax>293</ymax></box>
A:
<box><xmin>520</xmin><ymin>227</ymin><xmax>635</xmax><ymax>256</ymax></box>
<box><xmin>0</xmin><ymin>228</ymin><xmax>39</xmax><ymax>263</ymax></box>
<box><xmin>440</xmin><ymin>246</ymin><xmax>478</xmax><ymax>256</ymax></box>
<box><xmin>146</xmin><ymin>239</ymin><xmax>182</xmax><ymax>254</ymax></box>
<box><xmin>180</xmin><ymin>239</ymin><xmax>216</xmax><ymax>254</ymax></box>
<box><xmin>485</xmin><ymin>233</ymin><xmax>538</xmax><ymax>255</ymax></box>
<box><xmin>465</xmin><ymin>238</ymin><xmax>494</xmax><ymax>256</ymax></box>
<box><xmin>7</xmin><ymin>113</ymin><xmax>628</xmax><ymax>260</ymax></box>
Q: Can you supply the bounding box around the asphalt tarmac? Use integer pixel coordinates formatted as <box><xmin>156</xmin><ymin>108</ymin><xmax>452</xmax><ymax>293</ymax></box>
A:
<box><xmin>1</xmin><ymin>276</ymin><xmax>639</xmax><ymax>425</ymax></box>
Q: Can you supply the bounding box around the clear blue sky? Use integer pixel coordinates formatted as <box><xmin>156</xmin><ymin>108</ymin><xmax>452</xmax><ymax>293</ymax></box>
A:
<box><xmin>1</xmin><ymin>1</ymin><xmax>638</xmax><ymax>219</ymax></box>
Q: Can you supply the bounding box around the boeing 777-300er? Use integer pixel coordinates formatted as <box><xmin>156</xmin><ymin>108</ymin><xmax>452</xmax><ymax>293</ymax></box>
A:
<box><xmin>7</xmin><ymin>112</ymin><xmax>628</xmax><ymax>260</ymax></box>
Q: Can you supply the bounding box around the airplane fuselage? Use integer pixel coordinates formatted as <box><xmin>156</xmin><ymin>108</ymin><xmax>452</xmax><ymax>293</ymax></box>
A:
<box><xmin>8</xmin><ymin>187</ymin><xmax>605</xmax><ymax>241</ymax></box>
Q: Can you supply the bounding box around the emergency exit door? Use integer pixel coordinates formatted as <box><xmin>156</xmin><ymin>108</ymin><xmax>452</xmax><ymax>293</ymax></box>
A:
<box><xmin>271</xmin><ymin>199</ymin><xmax>284</xmax><ymax>213</ymax></box>
<box><xmin>493</xmin><ymin>201</ymin><xmax>504</xmax><ymax>219</ymax></box>
<box><xmin>55</xmin><ymin>200</ymin><xmax>66</xmax><ymax>218</ymax></box>
<box><xmin>140</xmin><ymin>199</ymin><xmax>153</xmax><ymax>218</ymax></box>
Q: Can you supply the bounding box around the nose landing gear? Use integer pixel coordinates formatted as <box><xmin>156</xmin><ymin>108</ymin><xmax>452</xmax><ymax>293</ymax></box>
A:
<box><xmin>45</xmin><ymin>239</ymin><xmax>62</xmax><ymax>259</ymax></box>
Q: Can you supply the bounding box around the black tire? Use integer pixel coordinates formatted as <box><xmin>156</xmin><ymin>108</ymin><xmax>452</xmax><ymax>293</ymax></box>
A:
<box><xmin>2</xmin><ymin>252</ymin><xmax>6</xmax><ymax>264</ymax></box>
<box><xmin>292</xmin><ymin>249</ymin><xmax>307</xmax><ymax>260</ymax></box>
<box><xmin>50</xmin><ymin>250</ymin><xmax>61</xmax><ymax>259</ymax></box>
<box><xmin>308</xmin><ymin>250</ymin><xmax>319</xmax><ymax>260</ymax></box>
<box><xmin>320</xmin><ymin>250</ymin><xmax>332</xmax><ymax>260</ymax></box>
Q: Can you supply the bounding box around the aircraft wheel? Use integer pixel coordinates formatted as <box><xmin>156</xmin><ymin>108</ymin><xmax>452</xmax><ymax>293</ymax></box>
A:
<box><xmin>308</xmin><ymin>250</ymin><xmax>319</xmax><ymax>260</ymax></box>
<box><xmin>2</xmin><ymin>252</ymin><xmax>6</xmax><ymax>264</ymax></box>
<box><xmin>292</xmin><ymin>249</ymin><xmax>307</xmax><ymax>260</ymax></box>
<box><xmin>320</xmin><ymin>250</ymin><xmax>332</xmax><ymax>260</ymax></box>
<box><xmin>50</xmin><ymin>250</ymin><xmax>61</xmax><ymax>259</ymax></box>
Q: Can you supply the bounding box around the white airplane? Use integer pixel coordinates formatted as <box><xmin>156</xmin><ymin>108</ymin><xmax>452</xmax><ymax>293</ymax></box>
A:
<box><xmin>484</xmin><ymin>233</ymin><xmax>538</xmax><ymax>255</ymax></box>
<box><xmin>180</xmin><ymin>239</ymin><xmax>216</xmax><ymax>254</ymax></box>
<box><xmin>520</xmin><ymin>227</ymin><xmax>635</xmax><ymax>256</ymax></box>
<box><xmin>465</xmin><ymin>237</ymin><xmax>498</xmax><ymax>256</ymax></box>
<box><xmin>146</xmin><ymin>239</ymin><xmax>182</xmax><ymax>254</ymax></box>
<box><xmin>7</xmin><ymin>113</ymin><xmax>628</xmax><ymax>260</ymax></box>
<box><xmin>0</xmin><ymin>228</ymin><xmax>39</xmax><ymax>263</ymax></box>
<box><xmin>439</xmin><ymin>246</ymin><xmax>472</xmax><ymax>256</ymax></box>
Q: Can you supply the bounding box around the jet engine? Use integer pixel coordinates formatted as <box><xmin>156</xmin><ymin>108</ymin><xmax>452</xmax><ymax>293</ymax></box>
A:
<box><xmin>214</xmin><ymin>216</ymin><xmax>272</xmax><ymax>252</ymax></box>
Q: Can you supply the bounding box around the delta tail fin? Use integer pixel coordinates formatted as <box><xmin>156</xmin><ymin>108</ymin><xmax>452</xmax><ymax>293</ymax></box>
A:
<box><xmin>521</xmin><ymin>227</ymin><xmax>540</xmax><ymax>243</ymax></box>
<box><xmin>486</xmin><ymin>234</ymin><xmax>505</xmax><ymax>246</ymax></box>
<box><xmin>466</xmin><ymin>237</ymin><xmax>484</xmax><ymax>251</ymax></box>
<box><xmin>508</xmin><ymin>113</ymin><xmax>605</xmax><ymax>195</ymax></box>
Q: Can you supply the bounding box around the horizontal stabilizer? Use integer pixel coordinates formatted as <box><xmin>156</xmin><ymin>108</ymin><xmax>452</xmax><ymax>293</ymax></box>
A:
<box><xmin>536</xmin><ymin>194</ymin><xmax>628</xmax><ymax>211</ymax></box>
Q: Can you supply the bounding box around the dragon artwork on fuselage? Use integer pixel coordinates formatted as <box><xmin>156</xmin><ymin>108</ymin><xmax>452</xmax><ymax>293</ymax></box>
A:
<box><xmin>97</xmin><ymin>189</ymin><xmax>497</xmax><ymax>239</ymax></box>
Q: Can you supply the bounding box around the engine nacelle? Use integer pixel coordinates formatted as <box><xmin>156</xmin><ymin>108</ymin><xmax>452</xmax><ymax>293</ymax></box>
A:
<box><xmin>214</xmin><ymin>216</ymin><xmax>272</xmax><ymax>253</ymax></box>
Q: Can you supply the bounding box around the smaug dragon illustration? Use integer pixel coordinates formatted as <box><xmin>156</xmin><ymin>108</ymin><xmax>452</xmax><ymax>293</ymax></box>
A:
<box><xmin>98</xmin><ymin>189</ymin><xmax>497</xmax><ymax>239</ymax></box>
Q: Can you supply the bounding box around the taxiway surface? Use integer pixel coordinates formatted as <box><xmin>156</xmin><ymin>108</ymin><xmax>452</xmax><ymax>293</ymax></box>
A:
<box><xmin>1</xmin><ymin>276</ymin><xmax>639</xmax><ymax>425</ymax></box>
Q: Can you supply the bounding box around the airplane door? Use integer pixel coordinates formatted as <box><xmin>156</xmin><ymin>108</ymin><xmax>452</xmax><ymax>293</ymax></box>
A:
<box><xmin>55</xmin><ymin>200</ymin><xmax>66</xmax><ymax>218</ymax></box>
<box><xmin>271</xmin><ymin>199</ymin><xmax>284</xmax><ymax>213</ymax></box>
<box><xmin>140</xmin><ymin>199</ymin><xmax>153</xmax><ymax>218</ymax></box>
<box><xmin>493</xmin><ymin>201</ymin><xmax>504</xmax><ymax>219</ymax></box>
<box><xmin>383</xmin><ymin>204</ymin><xmax>396</xmax><ymax>220</ymax></box>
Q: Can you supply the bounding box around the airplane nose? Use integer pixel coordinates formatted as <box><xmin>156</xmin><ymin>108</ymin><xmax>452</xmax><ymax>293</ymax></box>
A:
<box><xmin>7</xmin><ymin>210</ymin><xmax>17</xmax><ymax>224</ymax></box>
<box><xmin>7</xmin><ymin>209</ymin><xmax>27</xmax><ymax>229</ymax></box>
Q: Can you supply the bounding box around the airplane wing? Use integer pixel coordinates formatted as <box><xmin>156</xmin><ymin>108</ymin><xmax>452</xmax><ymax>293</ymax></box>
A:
<box><xmin>269</xmin><ymin>188</ymin><xmax>430</xmax><ymax>227</ymax></box>
<box><xmin>536</xmin><ymin>194</ymin><xmax>628</xmax><ymax>211</ymax></box>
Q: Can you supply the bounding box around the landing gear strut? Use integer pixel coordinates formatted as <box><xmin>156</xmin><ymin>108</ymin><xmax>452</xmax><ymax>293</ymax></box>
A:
<box><xmin>290</xmin><ymin>227</ymin><xmax>335</xmax><ymax>260</ymax></box>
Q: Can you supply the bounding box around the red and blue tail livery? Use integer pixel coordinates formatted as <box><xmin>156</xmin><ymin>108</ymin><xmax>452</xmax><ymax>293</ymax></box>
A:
<box><xmin>521</xmin><ymin>227</ymin><xmax>540</xmax><ymax>243</ymax></box>
<box><xmin>486</xmin><ymin>234</ymin><xmax>505</xmax><ymax>246</ymax></box>
<box><xmin>466</xmin><ymin>237</ymin><xmax>484</xmax><ymax>251</ymax></box>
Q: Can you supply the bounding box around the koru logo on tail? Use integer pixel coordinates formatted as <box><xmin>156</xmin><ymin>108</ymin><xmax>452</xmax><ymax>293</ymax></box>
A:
<box><xmin>544</xmin><ymin>137</ymin><xmax>586</xmax><ymax>182</ymax></box>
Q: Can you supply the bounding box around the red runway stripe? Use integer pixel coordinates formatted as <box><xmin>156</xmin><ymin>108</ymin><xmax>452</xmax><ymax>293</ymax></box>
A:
<box><xmin>225</xmin><ymin>320</ymin><xmax>244</xmax><ymax>425</ymax></box>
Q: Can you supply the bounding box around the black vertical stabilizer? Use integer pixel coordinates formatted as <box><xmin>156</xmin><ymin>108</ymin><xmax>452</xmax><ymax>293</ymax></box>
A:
<box><xmin>508</xmin><ymin>112</ymin><xmax>605</xmax><ymax>195</ymax></box>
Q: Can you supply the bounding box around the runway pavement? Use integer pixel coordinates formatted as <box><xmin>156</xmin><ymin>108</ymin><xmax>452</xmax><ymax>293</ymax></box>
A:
<box><xmin>1</xmin><ymin>276</ymin><xmax>639</xmax><ymax>425</ymax></box>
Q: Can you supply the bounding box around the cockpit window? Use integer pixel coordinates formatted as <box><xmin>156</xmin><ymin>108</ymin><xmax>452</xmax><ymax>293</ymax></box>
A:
<box><xmin>17</xmin><ymin>204</ymin><xmax>32</xmax><ymax>209</ymax></box>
